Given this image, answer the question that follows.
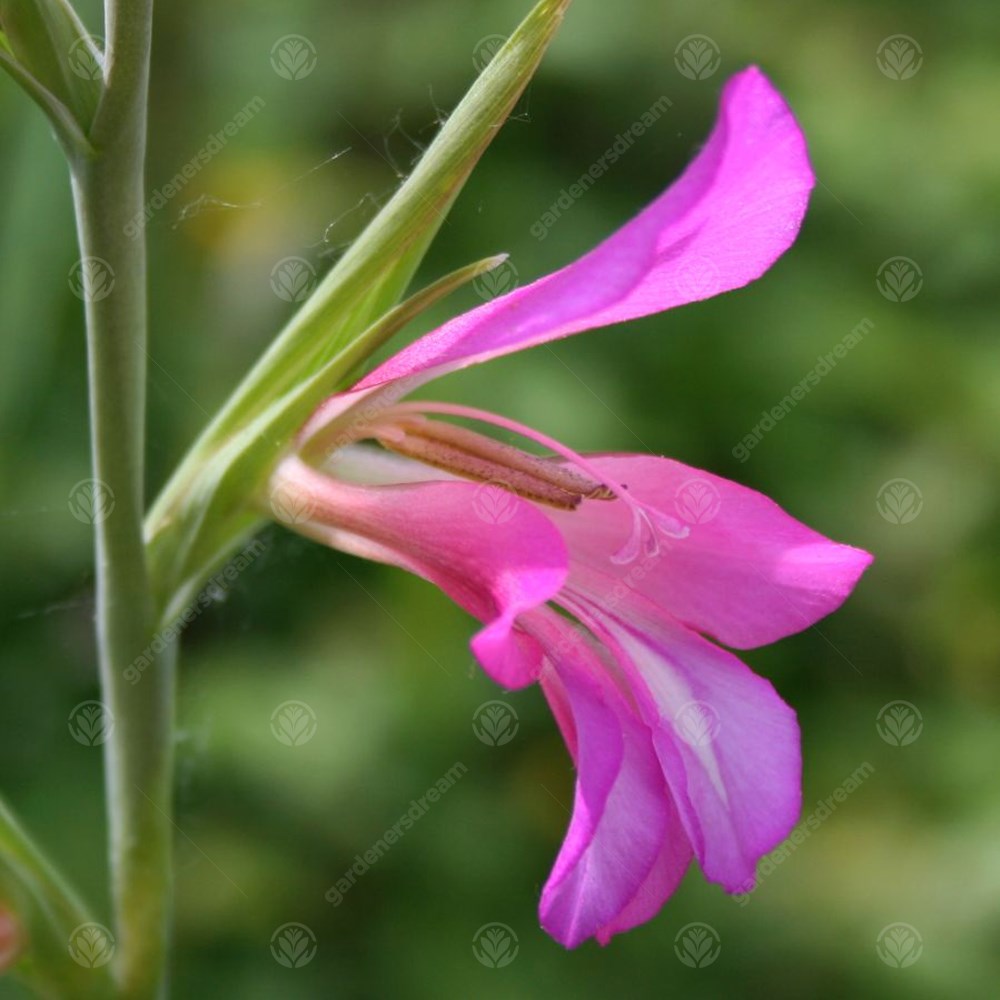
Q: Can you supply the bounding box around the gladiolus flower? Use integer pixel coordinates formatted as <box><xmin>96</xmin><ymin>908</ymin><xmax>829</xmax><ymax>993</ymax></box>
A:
<box><xmin>268</xmin><ymin>67</ymin><xmax>872</xmax><ymax>947</ymax></box>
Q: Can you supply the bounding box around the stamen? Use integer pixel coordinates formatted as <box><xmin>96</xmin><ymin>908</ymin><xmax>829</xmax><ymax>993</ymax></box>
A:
<box><xmin>384</xmin><ymin>416</ymin><xmax>615</xmax><ymax>500</ymax></box>
<box><xmin>372</xmin><ymin>421</ymin><xmax>584</xmax><ymax>510</ymax></box>
<box><xmin>368</xmin><ymin>400</ymin><xmax>690</xmax><ymax>561</ymax></box>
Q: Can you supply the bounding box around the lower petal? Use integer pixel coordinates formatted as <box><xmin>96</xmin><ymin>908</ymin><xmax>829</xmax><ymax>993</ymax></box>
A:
<box><xmin>272</xmin><ymin>456</ymin><xmax>568</xmax><ymax>688</ymax></box>
<box><xmin>531</xmin><ymin>612</ymin><xmax>692</xmax><ymax>947</ymax></box>
<box><xmin>574</xmin><ymin>594</ymin><xmax>801</xmax><ymax>894</ymax></box>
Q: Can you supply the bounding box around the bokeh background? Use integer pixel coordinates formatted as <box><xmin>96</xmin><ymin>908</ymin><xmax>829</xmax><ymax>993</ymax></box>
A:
<box><xmin>1</xmin><ymin>0</ymin><xmax>998</xmax><ymax>996</ymax></box>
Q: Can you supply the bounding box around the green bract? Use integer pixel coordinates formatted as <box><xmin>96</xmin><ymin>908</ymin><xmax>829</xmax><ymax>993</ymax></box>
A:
<box><xmin>145</xmin><ymin>0</ymin><xmax>572</xmax><ymax>622</ymax></box>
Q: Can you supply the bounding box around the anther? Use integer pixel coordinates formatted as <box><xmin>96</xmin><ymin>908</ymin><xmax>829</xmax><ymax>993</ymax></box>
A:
<box><xmin>371</xmin><ymin>416</ymin><xmax>616</xmax><ymax>511</ymax></box>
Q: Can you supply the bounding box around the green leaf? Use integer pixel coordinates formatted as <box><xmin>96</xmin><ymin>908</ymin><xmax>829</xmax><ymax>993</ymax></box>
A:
<box><xmin>0</xmin><ymin>0</ymin><xmax>101</xmax><ymax>156</ymax></box>
<box><xmin>0</xmin><ymin>799</ymin><xmax>113</xmax><ymax>999</ymax></box>
<box><xmin>146</xmin><ymin>0</ymin><xmax>572</xmax><ymax>617</ymax></box>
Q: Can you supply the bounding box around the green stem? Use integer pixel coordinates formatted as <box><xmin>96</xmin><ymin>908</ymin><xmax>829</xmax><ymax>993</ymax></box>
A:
<box><xmin>69</xmin><ymin>2</ymin><xmax>174</xmax><ymax>997</ymax></box>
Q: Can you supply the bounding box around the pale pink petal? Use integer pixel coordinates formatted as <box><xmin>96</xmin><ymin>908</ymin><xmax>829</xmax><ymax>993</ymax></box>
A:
<box><xmin>573</xmin><ymin>593</ymin><xmax>801</xmax><ymax>893</ymax></box>
<box><xmin>551</xmin><ymin>454</ymin><xmax>872</xmax><ymax>649</ymax></box>
<box><xmin>530</xmin><ymin>611</ymin><xmax>692</xmax><ymax>947</ymax></box>
<box><xmin>273</xmin><ymin>456</ymin><xmax>567</xmax><ymax>688</ymax></box>
<box><xmin>303</xmin><ymin>67</ymin><xmax>814</xmax><ymax>442</ymax></box>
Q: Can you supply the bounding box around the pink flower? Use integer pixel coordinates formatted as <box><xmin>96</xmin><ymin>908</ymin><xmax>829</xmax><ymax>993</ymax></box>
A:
<box><xmin>270</xmin><ymin>68</ymin><xmax>872</xmax><ymax>947</ymax></box>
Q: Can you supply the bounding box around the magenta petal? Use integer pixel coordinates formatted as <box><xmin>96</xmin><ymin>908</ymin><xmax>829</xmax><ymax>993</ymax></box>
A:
<box><xmin>532</xmin><ymin>612</ymin><xmax>691</xmax><ymax>947</ymax></box>
<box><xmin>273</xmin><ymin>457</ymin><xmax>567</xmax><ymax>688</ymax></box>
<box><xmin>552</xmin><ymin>454</ymin><xmax>872</xmax><ymax>649</ymax></box>
<box><xmin>352</xmin><ymin>67</ymin><xmax>813</xmax><ymax>393</ymax></box>
<box><xmin>578</xmin><ymin>596</ymin><xmax>801</xmax><ymax>893</ymax></box>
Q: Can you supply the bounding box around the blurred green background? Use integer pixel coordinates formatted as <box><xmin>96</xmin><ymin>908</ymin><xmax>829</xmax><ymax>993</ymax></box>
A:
<box><xmin>1</xmin><ymin>0</ymin><xmax>998</xmax><ymax>996</ymax></box>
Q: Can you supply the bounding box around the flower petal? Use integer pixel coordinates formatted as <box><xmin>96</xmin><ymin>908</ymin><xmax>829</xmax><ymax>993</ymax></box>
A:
<box><xmin>272</xmin><ymin>456</ymin><xmax>567</xmax><ymax>688</ymax></box>
<box><xmin>551</xmin><ymin>454</ymin><xmax>872</xmax><ymax>649</ymax></box>
<box><xmin>574</xmin><ymin>594</ymin><xmax>801</xmax><ymax>893</ymax></box>
<box><xmin>303</xmin><ymin>67</ymin><xmax>814</xmax><ymax>442</ymax></box>
<box><xmin>360</xmin><ymin>67</ymin><xmax>812</xmax><ymax>387</ymax></box>
<box><xmin>531</xmin><ymin>611</ymin><xmax>692</xmax><ymax>947</ymax></box>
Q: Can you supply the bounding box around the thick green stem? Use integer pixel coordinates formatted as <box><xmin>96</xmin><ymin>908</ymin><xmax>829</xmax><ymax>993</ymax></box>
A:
<box><xmin>69</xmin><ymin>2</ymin><xmax>174</xmax><ymax>997</ymax></box>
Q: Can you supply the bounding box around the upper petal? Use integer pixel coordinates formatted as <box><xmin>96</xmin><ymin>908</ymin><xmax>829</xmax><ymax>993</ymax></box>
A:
<box><xmin>530</xmin><ymin>610</ymin><xmax>692</xmax><ymax>947</ymax></box>
<box><xmin>551</xmin><ymin>454</ymin><xmax>873</xmax><ymax>649</ymax></box>
<box><xmin>355</xmin><ymin>66</ymin><xmax>813</xmax><ymax>389</ymax></box>
<box><xmin>303</xmin><ymin>67</ymin><xmax>814</xmax><ymax>442</ymax></box>
<box><xmin>272</xmin><ymin>455</ymin><xmax>568</xmax><ymax>688</ymax></box>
